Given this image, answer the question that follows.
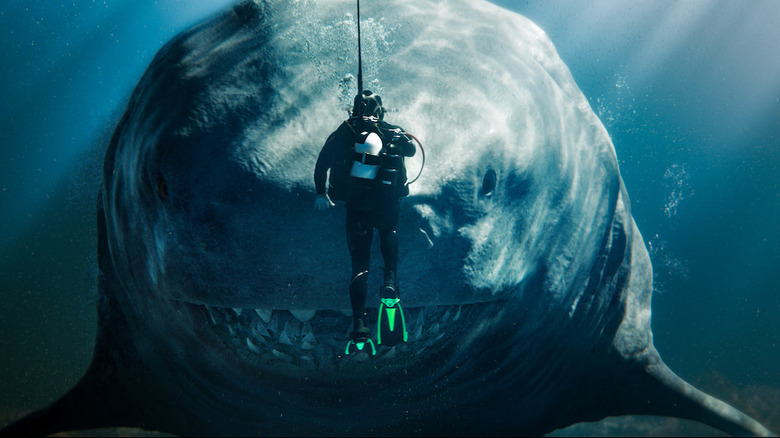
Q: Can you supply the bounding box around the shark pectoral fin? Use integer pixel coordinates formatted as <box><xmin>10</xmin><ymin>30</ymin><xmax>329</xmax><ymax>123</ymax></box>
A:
<box><xmin>617</xmin><ymin>348</ymin><xmax>773</xmax><ymax>437</ymax></box>
<box><xmin>645</xmin><ymin>361</ymin><xmax>772</xmax><ymax>437</ymax></box>
<box><xmin>0</xmin><ymin>198</ymin><xmax>153</xmax><ymax>437</ymax></box>
<box><xmin>1</xmin><ymin>359</ymin><xmax>144</xmax><ymax>437</ymax></box>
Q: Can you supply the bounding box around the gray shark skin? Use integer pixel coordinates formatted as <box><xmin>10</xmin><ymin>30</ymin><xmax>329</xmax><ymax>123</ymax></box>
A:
<box><xmin>2</xmin><ymin>0</ymin><xmax>772</xmax><ymax>436</ymax></box>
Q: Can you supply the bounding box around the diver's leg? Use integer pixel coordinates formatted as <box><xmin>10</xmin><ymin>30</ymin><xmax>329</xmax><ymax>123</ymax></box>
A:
<box><xmin>377</xmin><ymin>199</ymin><xmax>400</xmax><ymax>298</ymax></box>
<box><xmin>349</xmin><ymin>271</ymin><xmax>369</xmax><ymax>334</ymax></box>
<box><xmin>379</xmin><ymin>230</ymin><xmax>398</xmax><ymax>295</ymax></box>
<box><xmin>375</xmin><ymin>199</ymin><xmax>408</xmax><ymax>346</ymax></box>
<box><xmin>346</xmin><ymin>207</ymin><xmax>373</xmax><ymax>334</ymax></box>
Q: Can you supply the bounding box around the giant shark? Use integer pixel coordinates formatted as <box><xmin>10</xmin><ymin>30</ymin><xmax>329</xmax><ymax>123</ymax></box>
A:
<box><xmin>2</xmin><ymin>0</ymin><xmax>772</xmax><ymax>436</ymax></box>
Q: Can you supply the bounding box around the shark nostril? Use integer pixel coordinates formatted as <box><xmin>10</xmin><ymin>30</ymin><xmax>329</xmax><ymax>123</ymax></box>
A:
<box><xmin>481</xmin><ymin>169</ymin><xmax>497</xmax><ymax>197</ymax></box>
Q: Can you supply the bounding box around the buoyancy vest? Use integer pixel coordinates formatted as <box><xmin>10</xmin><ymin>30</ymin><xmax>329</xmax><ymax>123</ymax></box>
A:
<box><xmin>327</xmin><ymin>118</ymin><xmax>411</xmax><ymax>200</ymax></box>
<box><xmin>350</xmin><ymin>119</ymin><xmax>410</xmax><ymax>196</ymax></box>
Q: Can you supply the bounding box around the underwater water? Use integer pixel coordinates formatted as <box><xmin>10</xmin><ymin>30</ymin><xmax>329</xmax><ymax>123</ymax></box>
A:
<box><xmin>1</xmin><ymin>0</ymin><xmax>777</xmax><ymax>435</ymax></box>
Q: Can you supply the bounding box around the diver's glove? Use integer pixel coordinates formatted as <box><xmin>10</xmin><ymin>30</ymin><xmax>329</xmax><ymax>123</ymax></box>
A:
<box><xmin>314</xmin><ymin>194</ymin><xmax>335</xmax><ymax>210</ymax></box>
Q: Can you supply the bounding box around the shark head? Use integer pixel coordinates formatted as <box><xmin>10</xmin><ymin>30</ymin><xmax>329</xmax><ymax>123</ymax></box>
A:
<box><xmin>7</xmin><ymin>0</ymin><xmax>769</xmax><ymax>436</ymax></box>
<box><xmin>103</xmin><ymin>0</ymin><xmax>625</xmax><ymax>381</ymax></box>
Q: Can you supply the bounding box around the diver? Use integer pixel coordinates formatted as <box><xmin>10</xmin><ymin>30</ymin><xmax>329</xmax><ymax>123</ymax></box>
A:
<box><xmin>314</xmin><ymin>90</ymin><xmax>416</xmax><ymax>354</ymax></box>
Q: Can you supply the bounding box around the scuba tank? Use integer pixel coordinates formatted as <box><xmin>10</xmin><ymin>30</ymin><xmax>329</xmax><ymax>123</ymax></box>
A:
<box><xmin>348</xmin><ymin>121</ymin><xmax>410</xmax><ymax>192</ymax></box>
<box><xmin>378</xmin><ymin>130</ymin><xmax>407</xmax><ymax>188</ymax></box>
<box><xmin>350</xmin><ymin>131</ymin><xmax>383</xmax><ymax>181</ymax></box>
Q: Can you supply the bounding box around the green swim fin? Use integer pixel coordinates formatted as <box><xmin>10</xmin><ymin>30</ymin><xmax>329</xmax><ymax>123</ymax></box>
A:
<box><xmin>345</xmin><ymin>337</ymin><xmax>376</xmax><ymax>356</ymax></box>
<box><xmin>344</xmin><ymin>326</ymin><xmax>376</xmax><ymax>356</ymax></box>
<box><xmin>377</xmin><ymin>297</ymin><xmax>408</xmax><ymax>346</ymax></box>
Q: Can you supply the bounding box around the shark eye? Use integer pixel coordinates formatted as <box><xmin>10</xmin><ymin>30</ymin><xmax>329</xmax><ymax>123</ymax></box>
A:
<box><xmin>481</xmin><ymin>169</ymin><xmax>497</xmax><ymax>197</ymax></box>
<box><xmin>157</xmin><ymin>175</ymin><xmax>169</xmax><ymax>200</ymax></box>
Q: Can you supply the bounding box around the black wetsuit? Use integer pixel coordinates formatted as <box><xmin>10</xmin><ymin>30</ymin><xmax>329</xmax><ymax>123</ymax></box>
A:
<box><xmin>314</xmin><ymin>117</ymin><xmax>416</xmax><ymax>331</ymax></box>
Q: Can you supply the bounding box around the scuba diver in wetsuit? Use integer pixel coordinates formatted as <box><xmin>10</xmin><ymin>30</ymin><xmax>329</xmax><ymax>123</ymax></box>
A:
<box><xmin>314</xmin><ymin>90</ymin><xmax>416</xmax><ymax>353</ymax></box>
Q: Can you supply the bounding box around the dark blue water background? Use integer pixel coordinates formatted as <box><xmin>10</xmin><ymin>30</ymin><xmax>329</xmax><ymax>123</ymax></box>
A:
<box><xmin>1</xmin><ymin>0</ymin><xmax>778</xmax><ymax>435</ymax></box>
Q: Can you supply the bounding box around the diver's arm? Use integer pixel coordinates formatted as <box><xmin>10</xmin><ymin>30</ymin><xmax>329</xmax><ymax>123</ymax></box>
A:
<box><xmin>400</xmin><ymin>133</ymin><xmax>416</xmax><ymax>157</ymax></box>
<box><xmin>313</xmin><ymin>147</ymin><xmax>334</xmax><ymax>210</ymax></box>
<box><xmin>314</xmin><ymin>143</ymin><xmax>332</xmax><ymax>196</ymax></box>
<box><xmin>313</xmin><ymin>128</ymin><xmax>344</xmax><ymax>210</ymax></box>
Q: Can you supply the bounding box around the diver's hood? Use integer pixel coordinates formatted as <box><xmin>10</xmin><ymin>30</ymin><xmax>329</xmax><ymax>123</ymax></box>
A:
<box><xmin>352</xmin><ymin>90</ymin><xmax>384</xmax><ymax>120</ymax></box>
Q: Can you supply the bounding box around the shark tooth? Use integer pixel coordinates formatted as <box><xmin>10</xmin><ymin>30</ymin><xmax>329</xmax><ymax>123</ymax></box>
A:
<box><xmin>442</xmin><ymin>307</ymin><xmax>452</xmax><ymax>322</ymax></box>
<box><xmin>254</xmin><ymin>308</ymin><xmax>272</xmax><ymax>324</ymax></box>
<box><xmin>266</xmin><ymin>312</ymin><xmax>279</xmax><ymax>335</ymax></box>
<box><xmin>290</xmin><ymin>309</ymin><xmax>316</xmax><ymax>322</ymax></box>
<box><xmin>205</xmin><ymin>307</ymin><xmax>217</xmax><ymax>325</ymax></box>
<box><xmin>252</xmin><ymin>320</ymin><xmax>270</xmax><ymax>338</ymax></box>
<box><xmin>278</xmin><ymin>326</ymin><xmax>294</xmax><ymax>346</ymax></box>
<box><xmin>246</xmin><ymin>337</ymin><xmax>260</xmax><ymax>353</ymax></box>
<box><xmin>302</xmin><ymin>331</ymin><xmax>316</xmax><ymax>345</ymax></box>
<box><xmin>412</xmin><ymin>323</ymin><xmax>423</xmax><ymax>342</ymax></box>
<box><xmin>271</xmin><ymin>349</ymin><xmax>292</xmax><ymax>362</ymax></box>
<box><xmin>412</xmin><ymin>308</ymin><xmax>426</xmax><ymax>341</ymax></box>
<box><xmin>232</xmin><ymin>307</ymin><xmax>243</xmax><ymax>317</ymax></box>
<box><xmin>382</xmin><ymin>347</ymin><xmax>397</xmax><ymax>359</ymax></box>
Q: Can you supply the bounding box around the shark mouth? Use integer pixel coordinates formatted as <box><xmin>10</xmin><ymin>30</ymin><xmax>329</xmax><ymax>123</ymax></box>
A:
<box><xmin>195</xmin><ymin>303</ymin><xmax>478</xmax><ymax>375</ymax></box>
